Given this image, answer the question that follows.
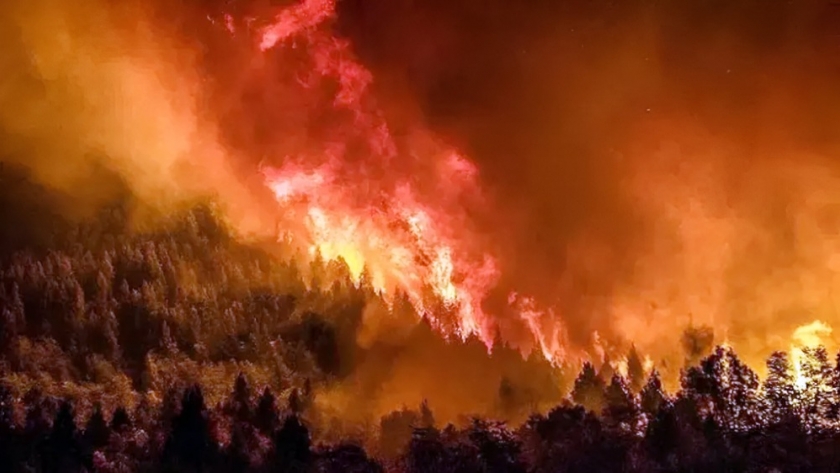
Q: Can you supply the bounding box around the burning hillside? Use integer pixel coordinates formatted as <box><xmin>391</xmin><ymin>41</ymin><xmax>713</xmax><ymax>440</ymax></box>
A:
<box><xmin>3</xmin><ymin>0</ymin><xmax>840</xmax><ymax>402</ymax></box>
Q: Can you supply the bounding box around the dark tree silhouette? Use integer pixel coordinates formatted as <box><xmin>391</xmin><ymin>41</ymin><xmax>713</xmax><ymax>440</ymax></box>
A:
<box><xmin>255</xmin><ymin>387</ymin><xmax>279</xmax><ymax>436</ymax></box>
<box><xmin>626</xmin><ymin>345</ymin><xmax>646</xmax><ymax>393</ymax></box>
<box><xmin>764</xmin><ymin>350</ymin><xmax>796</xmax><ymax>424</ymax></box>
<box><xmin>44</xmin><ymin>401</ymin><xmax>82</xmax><ymax>473</ymax></box>
<box><xmin>227</xmin><ymin>372</ymin><xmax>253</xmax><ymax>424</ymax></box>
<box><xmin>110</xmin><ymin>406</ymin><xmax>132</xmax><ymax>433</ymax></box>
<box><xmin>83</xmin><ymin>402</ymin><xmax>110</xmax><ymax>451</ymax></box>
<box><xmin>640</xmin><ymin>369</ymin><xmax>667</xmax><ymax>417</ymax></box>
<box><xmin>603</xmin><ymin>373</ymin><xmax>638</xmax><ymax>432</ymax></box>
<box><xmin>272</xmin><ymin>414</ymin><xmax>311</xmax><ymax>473</ymax></box>
<box><xmin>163</xmin><ymin>385</ymin><xmax>216</xmax><ymax>473</ymax></box>
<box><xmin>571</xmin><ymin>361</ymin><xmax>606</xmax><ymax>413</ymax></box>
<box><xmin>316</xmin><ymin>443</ymin><xmax>383</xmax><ymax>473</ymax></box>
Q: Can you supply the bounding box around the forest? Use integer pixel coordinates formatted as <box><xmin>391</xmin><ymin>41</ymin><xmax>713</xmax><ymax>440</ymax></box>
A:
<box><xmin>0</xmin><ymin>165</ymin><xmax>840</xmax><ymax>473</ymax></box>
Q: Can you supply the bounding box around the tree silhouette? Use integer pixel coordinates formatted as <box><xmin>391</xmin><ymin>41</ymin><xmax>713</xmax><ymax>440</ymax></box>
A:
<box><xmin>255</xmin><ymin>387</ymin><xmax>279</xmax><ymax>436</ymax></box>
<box><xmin>227</xmin><ymin>372</ymin><xmax>253</xmax><ymax>424</ymax></box>
<box><xmin>640</xmin><ymin>369</ymin><xmax>667</xmax><ymax>417</ymax></box>
<box><xmin>798</xmin><ymin>345</ymin><xmax>833</xmax><ymax>430</ymax></box>
<box><xmin>571</xmin><ymin>362</ymin><xmax>606</xmax><ymax>413</ymax></box>
<box><xmin>272</xmin><ymin>414</ymin><xmax>311</xmax><ymax>473</ymax></box>
<box><xmin>110</xmin><ymin>406</ymin><xmax>132</xmax><ymax>433</ymax></box>
<box><xmin>83</xmin><ymin>402</ymin><xmax>110</xmax><ymax>451</ymax></box>
<box><xmin>317</xmin><ymin>443</ymin><xmax>383</xmax><ymax>473</ymax></box>
<box><xmin>163</xmin><ymin>385</ymin><xmax>216</xmax><ymax>473</ymax></box>
<box><xmin>627</xmin><ymin>345</ymin><xmax>646</xmax><ymax>393</ymax></box>
<box><xmin>603</xmin><ymin>374</ymin><xmax>638</xmax><ymax>432</ymax></box>
<box><xmin>764</xmin><ymin>351</ymin><xmax>796</xmax><ymax>425</ymax></box>
<box><xmin>683</xmin><ymin>346</ymin><xmax>761</xmax><ymax>430</ymax></box>
<box><xmin>44</xmin><ymin>401</ymin><xmax>82</xmax><ymax>473</ymax></box>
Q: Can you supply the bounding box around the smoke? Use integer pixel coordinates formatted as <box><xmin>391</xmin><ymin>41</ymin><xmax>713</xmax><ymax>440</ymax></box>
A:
<box><xmin>0</xmin><ymin>0</ymin><xmax>274</xmax><ymax>233</ymax></box>
<box><xmin>335</xmin><ymin>0</ymin><xmax>840</xmax><ymax>368</ymax></box>
<box><xmin>5</xmin><ymin>0</ymin><xmax>840</xmax><ymax>418</ymax></box>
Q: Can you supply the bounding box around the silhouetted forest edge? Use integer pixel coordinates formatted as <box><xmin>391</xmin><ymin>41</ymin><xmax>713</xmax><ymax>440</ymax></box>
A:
<box><xmin>2</xmin><ymin>166</ymin><xmax>840</xmax><ymax>472</ymax></box>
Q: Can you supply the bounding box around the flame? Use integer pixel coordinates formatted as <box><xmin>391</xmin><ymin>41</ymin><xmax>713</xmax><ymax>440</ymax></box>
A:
<box><xmin>254</xmin><ymin>0</ymin><xmax>510</xmax><ymax>347</ymax></box>
<box><xmin>247</xmin><ymin>0</ymin><xmax>591</xmax><ymax>362</ymax></box>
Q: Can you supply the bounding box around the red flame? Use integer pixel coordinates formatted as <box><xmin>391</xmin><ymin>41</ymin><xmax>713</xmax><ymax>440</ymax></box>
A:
<box><xmin>247</xmin><ymin>0</ymin><xmax>571</xmax><ymax>361</ymax></box>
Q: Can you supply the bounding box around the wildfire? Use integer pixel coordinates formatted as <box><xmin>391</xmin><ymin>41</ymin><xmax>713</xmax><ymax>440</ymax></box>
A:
<box><xmin>253</xmin><ymin>0</ymin><xmax>508</xmax><ymax>348</ymax></box>
<box><xmin>213</xmin><ymin>0</ymin><xmax>840</xmax><ymax>377</ymax></box>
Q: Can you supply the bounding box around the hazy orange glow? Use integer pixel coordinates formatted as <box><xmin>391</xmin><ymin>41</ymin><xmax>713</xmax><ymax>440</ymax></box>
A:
<box><xmin>5</xmin><ymin>0</ymin><xmax>840</xmax><ymax>415</ymax></box>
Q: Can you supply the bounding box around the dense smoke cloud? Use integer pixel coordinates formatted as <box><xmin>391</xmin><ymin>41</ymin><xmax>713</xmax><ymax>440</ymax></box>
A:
<box><xmin>0</xmin><ymin>0</ymin><xmax>275</xmax><ymax>233</ymax></box>
<box><xmin>336</xmin><ymin>0</ymin><xmax>840</xmax><ymax>367</ymax></box>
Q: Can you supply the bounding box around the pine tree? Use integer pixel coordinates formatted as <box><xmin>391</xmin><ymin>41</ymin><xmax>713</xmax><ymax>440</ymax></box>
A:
<box><xmin>799</xmin><ymin>345</ymin><xmax>833</xmax><ymax>429</ymax></box>
<box><xmin>83</xmin><ymin>403</ymin><xmax>110</xmax><ymax>450</ymax></box>
<box><xmin>255</xmin><ymin>388</ymin><xmax>279</xmax><ymax>435</ymax></box>
<box><xmin>627</xmin><ymin>345</ymin><xmax>646</xmax><ymax>393</ymax></box>
<box><xmin>110</xmin><ymin>406</ymin><xmax>132</xmax><ymax>433</ymax></box>
<box><xmin>164</xmin><ymin>385</ymin><xmax>216</xmax><ymax>472</ymax></box>
<box><xmin>571</xmin><ymin>362</ymin><xmax>606</xmax><ymax>413</ymax></box>
<box><xmin>273</xmin><ymin>415</ymin><xmax>311</xmax><ymax>473</ymax></box>
<box><xmin>45</xmin><ymin>401</ymin><xmax>81</xmax><ymax>473</ymax></box>
<box><xmin>604</xmin><ymin>374</ymin><xmax>638</xmax><ymax>433</ymax></box>
<box><xmin>419</xmin><ymin>400</ymin><xmax>435</xmax><ymax>429</ymax></box>
<box><xmin>763</xmin><ymin>351</ymin><xmax>796</xmax><ymax>425</ymax></box>
<box><xmin>228</xmin><ymin>372</ymin><xmax>252</xmax><ymax>424</ymax></box>
<box><xmin>640</xmin><ymin>369</ymin><xmax>667</xmax><ymax>417</ymax></box>
<box><xmin>827</xmin><ymin>351</ymin><xmax>840</xmax><ymax>421</ymax></box>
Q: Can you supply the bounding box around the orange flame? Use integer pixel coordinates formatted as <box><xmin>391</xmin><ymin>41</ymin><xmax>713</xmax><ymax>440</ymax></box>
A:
<box><xmin>251</xmin><ymin>0</ymin><xmax>567</xmax><ymax>356</ymax></box>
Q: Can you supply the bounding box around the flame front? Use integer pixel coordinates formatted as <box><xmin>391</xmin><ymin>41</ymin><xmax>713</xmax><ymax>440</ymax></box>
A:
<box><xmin>255</xmin><ymin>0</ymin><xmax>514</xmax><ymax>349</ymax></box>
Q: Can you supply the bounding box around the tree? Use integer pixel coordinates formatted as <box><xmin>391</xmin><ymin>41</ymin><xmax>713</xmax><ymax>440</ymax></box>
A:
<box><xmin>419</xmin><ymin>400</ymin><xmax>435</xmax><ymax>430</ymax></box>
<box><xmin>83</xmin><ymin>403</ymin><xmax>111</xmax><ymax>451</ymax></box>
<box><xmin>640</xmin><ymin>369</ymin><xmax>667</xmax><ymax>417</ymax></box>
<box><xmin>316</xmin><ymin>443</ymin><xmax>384</xmax><ymax>473</ymax></box>
<box><xmin>467</xmin><ymin>419</ymin><xmax>526</xmax><ymax>473</ymax></box>
<box><xmin>380</xmin><ymin>408</ymin><xmax>420</xmax><ymax>458</ymax></box>
<box><xmin>627</xmin><ymin>345</ymin><xmax>646</xmax><ymax>393</ymax></box>
<box><xmin>44</xmin><ymin>401</ymin><xmax>83</xmax><ymax>473</ymax></box>
<box><xmin>225</xmin><ymin>422</ymin><xmax>254</xmax><ymax>473</ymax></box>
<box><xmin>163</xmin><ymin>385</ymin><xmax>216</xmax><ymax>473</ymax></box>
<box><xmin>681</xmin><ymin>325</ymin><xmax>715</xmax><ymax>367</ymax></box>
<box><xmin>227</xmin><ymin>372</ymin><xmax>252</xmax><ymax>424</ymax></box>
<box><xmin>255</xmin><ymin>388</ymin><xmax>279</xmax><ymax>435</ymax></box>
<box><xmin>110</xmin><ymin>406</ymin><xmax>132</xmax><ymax>433</ymax></box>
<box><xmin>405</xmin><ymin>428</ymin><xmax>451</xmax><ymax>473</ymax></box>
<box><xmin>645</xmin><ymin>403</ymin><xmax>679</xmax><ymax>468</ymax></box>
<box><xmin>603</xmin><ymin>374</ymin><xmax>638</xmax><ymax>432</ymax></box>
<box><xmin>798</xmin><ymin>345</ymin><xmax>833</xmax><ymax>429</ymax></box>
<box><xmin>272</xmin><ymin>415</ymin><xmax>311</xmax><ymax>473</ymax></box>
<box><xmin>764</xmin><ymin>351</ymin><xmax>796</xmax><ymax>425</ymax></box>
<box><xmin>682</xmin><ymin>346</ymin><xmax>761</xmax><ymax>431</ymax></box>
<box><xmin>571</xmin><ymin>362</ymin><xmax>606</xmax><ymax>413</ymax></box>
